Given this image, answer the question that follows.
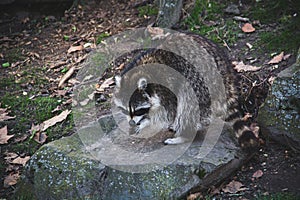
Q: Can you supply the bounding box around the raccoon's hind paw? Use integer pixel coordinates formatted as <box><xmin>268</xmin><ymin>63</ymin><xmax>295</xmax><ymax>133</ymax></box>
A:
<box><xmin>164</xmin><ymin>137</ymin><xmax>185</xmax><ymax>145</ymax></box>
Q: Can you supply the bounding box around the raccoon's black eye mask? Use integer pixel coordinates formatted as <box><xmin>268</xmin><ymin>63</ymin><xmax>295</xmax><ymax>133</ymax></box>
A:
<box><xmin>133</xmin><ymin>107</ymin><xmax>150</xmax><ymax>116</ymax></box>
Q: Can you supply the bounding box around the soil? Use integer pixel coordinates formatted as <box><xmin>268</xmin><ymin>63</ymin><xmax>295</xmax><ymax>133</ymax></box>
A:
<box><xmin>0</xmin><ymin>0</ymin><xmax>299</xmax><ymax>199</ymax></box>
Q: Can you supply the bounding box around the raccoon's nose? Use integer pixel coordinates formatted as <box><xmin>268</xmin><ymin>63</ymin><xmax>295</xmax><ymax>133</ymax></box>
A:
<box><xmin>129</xmin><ymin>119</ymin><xmax>136</xmax><ymax>126</ymax></box>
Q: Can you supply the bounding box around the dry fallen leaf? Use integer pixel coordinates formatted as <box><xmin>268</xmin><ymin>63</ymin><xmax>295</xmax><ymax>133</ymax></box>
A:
<box><xmin>268</xmin><ymin>76</ymin><xmax>276</xmax><ymax>85</ymax></box>
<box><xmin>147</xmin><ymin>26</ymin><xmax>164</xmax><ymax>36</ymax></box>
<box><xmin>34</xmin><ymin>132</ymin><xmax>48</xmax><ymax>144</ymax></box>
<box><xmin>0</xmin><ymin>104</ymin><xmax>15</xmax><ymax>121</ymax></box>
<box><xmin>242</xmin><ymin>23</ymin><xmax>255</xmax><ymax>33</ymax></box>
<box><xmin>116</xmin><ymin>63</ymin><xmax>125</xmax><ymax>70</ymax></box>
<box><xmin>252</xmin><ymin>169</ymin><xmax>263</xmax><ymax>179</ymax></box>
<box><xmin>96</xmin><ymin>77</ymin><xmax>115</xmax><ymax>92</ymax></box>
<box><xmin>67</xmin><ymin>45</ymin><xmax>83</xmax><ymax>54</ymax></box>
<box><xmin>0</xmin><ymin>126</ymin><xmax>14</xmax><ymax>144</ymax></box>
<box><xmin>4</xmin><ymin>152</ymin><xmax>19</xmax><ymax>162</ymax></box>
<box><xmin>40</xmin><ymin>110</ymin><xmax>71</xmax><ymax>132</ymax></box>
<box><xmin>4</xmin><ymin>172</ymin><xmax>19</xmax><ymax>188</ymax></box>
<box><xmin>268</xmin><ymin>52</ymin><xmax>284</xmax><ymax>64</ymax></box>
<box><xmin>283</xmin><ymin>54</ymin><xmax>291</xmax><ymax>60</ymax></box>
<box><xmin>50</xmin><ymin>61</ymin><xmax>66</xmax><ymax>69</ymax></box>
<box><xmin>232</xmin><ymin>61</ymin><xmax>261</xmax><ymax>72</ymax></box>
<box><xmin>222</xmin><ymin>180</ymin><xmax>247</xmax><ymax>194</ymax></box>
<box><xmin>147</xmin><ymin>25</ymin><xmax>170</xmax><ymax>40</ymax></box>
<box><xmin>187</xmin><ymin>192</ymin><xmax>203</xmax><ymax>200</ymax></box>
<box><xmin>11</xmin><ymin>156</ymin><xmax>30</xmax><ymax>166</ymax></box>
<box><xmin>58</xmin><ymin>66</ymin><xmax>75</xmax><ymax>88</ymax></box>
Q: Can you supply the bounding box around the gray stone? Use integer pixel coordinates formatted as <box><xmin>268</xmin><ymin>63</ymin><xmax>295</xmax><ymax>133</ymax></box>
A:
<box><xmin>258</xmin><ymin>49</ymin><xmax>300</xmax><ymax>150</ymax></box>
<box><xmin>16</xmin><ymin>115</ymin><xmax>247</xmax><ymax>199</ymax></box>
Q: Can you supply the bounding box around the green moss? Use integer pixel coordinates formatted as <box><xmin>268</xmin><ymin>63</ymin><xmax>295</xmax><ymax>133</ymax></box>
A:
<box><xmin>138</xmin><ymin>5</ymin><xmax>158</xmax><ymax>17</ymax></box>
<box><xmin>96</xmin><ymin>32</ymin><xmax>110</xmax><ymax>44</ymax></box>
<box><xmin>256</xmin><ymin>192</ymin><xmax>299</xmax><ymax>200</ymax></box>
<box><xmin>183</xmin><ymin>0</ymin><xmax>240</xmax><ymax>45</ymax></box>
<box><xmin>250</xmin><ymin>0</ymin><xmax>300</xmax><ymax>53</ymax></box>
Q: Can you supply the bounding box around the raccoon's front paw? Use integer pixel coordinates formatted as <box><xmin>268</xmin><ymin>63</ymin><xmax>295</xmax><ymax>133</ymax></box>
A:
<box><xmin>129</xmin><ymin>126</ymin><xmax>141</xmax><ymax>135</ymax></box>
<box><xmin>164</xmin><ymin>137</ymin><xmax>185</xmax><ymax>145</ymax></box>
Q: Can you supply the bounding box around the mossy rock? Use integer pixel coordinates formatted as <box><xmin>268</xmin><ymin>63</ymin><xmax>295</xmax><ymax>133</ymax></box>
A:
<box><xmin>15</xmin><ymin>116</ymin><xmax>247</xmax><ymax>199</ymax></box>
<box><xmin>258</xmin><ymin>49</ymin><xmax>300</xmax><ymax>150</ymax></box>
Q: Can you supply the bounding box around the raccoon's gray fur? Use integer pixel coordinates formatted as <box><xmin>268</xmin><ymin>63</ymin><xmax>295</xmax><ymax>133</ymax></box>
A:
<box><xmin>113</xmin><ymin>32</ymin><xmax>259</xmax><ymax>149</ymax></box>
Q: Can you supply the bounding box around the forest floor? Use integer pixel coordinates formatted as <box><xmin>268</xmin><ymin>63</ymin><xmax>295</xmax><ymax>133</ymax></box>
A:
<box><xmin>0</xmin><ymin>0</ymin><xmax>299</xmax><ymax>199</ymax></box>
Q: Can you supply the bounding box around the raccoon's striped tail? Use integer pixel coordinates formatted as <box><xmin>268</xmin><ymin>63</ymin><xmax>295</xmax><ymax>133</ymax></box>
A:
<box><xmin>233</xmin><ymin>119</ymin><xmax>260</xmax><ymax>152</ymax></box>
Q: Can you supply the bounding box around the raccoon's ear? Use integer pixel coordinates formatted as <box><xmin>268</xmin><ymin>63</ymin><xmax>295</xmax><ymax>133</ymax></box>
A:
<box><xmin>115</xmin><ymin>75</ymin><xmax>121</xmax><ymax>88</ymax></box>
<box><xmin>137</xmin><ymin>77</ymin><xmax>147</xmax><ymax>91</ymax></box>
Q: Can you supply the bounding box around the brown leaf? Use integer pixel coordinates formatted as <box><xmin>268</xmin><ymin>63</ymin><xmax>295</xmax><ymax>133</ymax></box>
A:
<box><xmin>96</xmin><ymin>77</ymin><xmax>115</xmax><ymax>92</ymax></box>
<box><xmin>0</xmin><ymin>126</ymin><xmax>14</xmax><ymax>144</ymax></box>
<box><xmin>58</xmin><ymin>66</ymin><xmax>75</xmax><ymax>88</ymax></box>
<box><xmin>222</xmin><ymin>180</ymin><xmax>247</xmax><ymax>194</ymax></box>
<box><xmin>283</xmin><ymin>54</ymin><xmax>291</xmax><ymax>60</ymax></box>
<box><xmin>50</xmin><ymin>61</ymin><xmax>66</xmax><ymax>69</ymax></box>
<box><xmin>67</xmin><ymin>45</ymin><xmax>83</xmax><ymax>54</ymax></box>
<box><xmin>232</xmin><ymin>61</ymin><xmax>261</xmax><ymax>72</ymax></box>
<box><xmin>11</xmin><ymin>156</ymin><xmax>30</xmax><ymax>166</ymax></box>
<box><xmin>187</xmin><ymin>192</ymin><xmax>203</xmax><ymax>200</ymax></box>
<box><xmin>268</xmin><ymin>76</ymin><xmax>276</xmax><ymax>85</ymax></box>
<box><xmin>268</xmin><ymin>52</ymin><xmax>284</xmax><ymax>64</ymax></box>
<box><xmin>242</xmin><ymin>23</ymin><xmax>255</xmax><ymax>33</ymax></box>
<box><xmin>147</xmin><ymin>25</ymin><xmax>170</xmax><ymax>40</ymax></box>
<box><xmin>116</xmin><ymin>63</ymin><xmax>125</xmax><ymax>70</ymax></box>
<box><xmin>4</xmin><ymin>152</ymin><xmax>19</xmax><ymax>162</ymax></box>
<box><xmin>13</xmin><ymin>135</ymin><xmax>28</xmax><ymax>143</ymax></box>
<box><xmin>4</xmin><ymin>172</ymin><xmax>19</xmax><ymax>188</ymax></box>
<box><xmin>40</xmin><ymin>110</ymin><xmax>71</xmax><ymax>132</ymax></box>
<box><xmin>34</xmin><ymin>132</ymin><xmax>48</xmax><ymax>144</ymax></box>
<box><xmin>252</xmin><ymin>169</ymin><xmax>263</xmax><ymax>178</ymax></box>
<box><xmin>0</xmin><ymin>104</ymin><xmax>15</xmax><ymax>121</ymax></box>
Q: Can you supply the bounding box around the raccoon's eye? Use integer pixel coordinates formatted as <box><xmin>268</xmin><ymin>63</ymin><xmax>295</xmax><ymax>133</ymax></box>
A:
<box><xmin>134</xmin><ymin>108</ymin><xmax>150</xmax><ymax>116</ymax></box>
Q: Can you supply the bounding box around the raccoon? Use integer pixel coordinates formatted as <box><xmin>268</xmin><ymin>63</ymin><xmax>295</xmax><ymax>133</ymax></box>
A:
<box><xmin>113</xmin><ymin>32</ymin><xmax>259</xmax><ymax>150</ymax></box>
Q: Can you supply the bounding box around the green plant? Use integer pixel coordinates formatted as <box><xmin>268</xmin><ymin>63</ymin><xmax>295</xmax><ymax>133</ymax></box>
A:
<box><xmin>96</xmin><ymin>32</ymin><xmax>110</xmax><ymax>44</ymax></box>
<box><xmin>138</xmin><ymin>5</ymin><xmax>158</xmax><ymax>17</ymax></box>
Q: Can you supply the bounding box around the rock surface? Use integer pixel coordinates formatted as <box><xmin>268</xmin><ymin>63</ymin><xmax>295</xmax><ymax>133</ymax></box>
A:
<box><xmin>16</xmin><ymin>115</ymin><xmax>247</xmax><ymax>199</ymax></box>
<box><xmin>258</xmin><ymin>50</ymin><xmax>300</xmax><ymax>151</ymax></box>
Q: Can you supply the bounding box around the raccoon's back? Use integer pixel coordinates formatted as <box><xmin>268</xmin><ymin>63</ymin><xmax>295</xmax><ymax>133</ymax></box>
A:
<box><xmin>120</xmin><ymin>33</ymin><xmax>241</xmax><ymax>120</ymax></box>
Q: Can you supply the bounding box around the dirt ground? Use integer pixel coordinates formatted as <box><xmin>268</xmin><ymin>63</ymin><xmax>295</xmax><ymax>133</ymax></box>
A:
<box><xmin>0</xmin><ymin>0</ymin><xmax>299</xmax><ymax>199</ymax></box>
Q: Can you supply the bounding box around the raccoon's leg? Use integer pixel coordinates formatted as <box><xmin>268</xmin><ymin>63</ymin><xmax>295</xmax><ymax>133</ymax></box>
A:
<box><xmin>233</xmin><ymin>119</ymin><xmax>260</xmax><ymax>151</ymax></box>
<box><xmin>164</xmin><ymin>136</ymin><xmax>186</xmax><ymax>145</ymax></box>
<box><xmin>130</xmin><ymin>117</ymin><xmax>151</xmax><ymax>134</ymax></box>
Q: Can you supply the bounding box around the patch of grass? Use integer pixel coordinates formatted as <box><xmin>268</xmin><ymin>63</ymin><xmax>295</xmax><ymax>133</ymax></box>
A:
<box><xmin>138</xmin><ymin>5</ymin><xmax>158</xmax><ymax>17</ymax></box>
<box><xmin>1</xmin><ymin>95</ymin><xmax>61</xmax><ymax>128</ymax></box>
<box><xmin>256</xmin><ymin>192</ymin><xmax>299</xmax><ymax>200</ymax></box>
<box><xmin>183</xmin><ymin>0</ymin><xmax>239</xmax><ymax>45</ymax></box>
<box><xmin>0</xmin><ymin>94</ymin><xmax>73</xmax><ymax>153</ymax></box>
<box><xmin>257</xmin><ymin>29</ymin><xmax>300</xmax><ymax>53</ymax></box>
<box><xmin>250</xmin><ymin>0</ymin><xmax>300</xmax><ymax>52</ymax></box>
<box><xmin>96</xmin><ymin>32</ymin><xmax>110</xmax><ymax>44</ymax></box>
<box><xmin>0</xmin><ymin>76</ymin><xmax>18</xmax><ymax>89</ymax></box>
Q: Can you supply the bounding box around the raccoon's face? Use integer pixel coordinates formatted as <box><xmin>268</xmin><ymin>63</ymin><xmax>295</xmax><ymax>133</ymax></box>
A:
<box><xmin>114</xmin><ymin>76</ymin><xmax>162</xmax><ymax>134</ymax></box>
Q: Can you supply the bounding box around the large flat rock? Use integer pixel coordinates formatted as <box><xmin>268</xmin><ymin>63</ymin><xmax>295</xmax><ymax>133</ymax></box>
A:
<box><xmin>16</xmin><ymin>115</ymin><xmax>247</xmax><ymax>199</ymax></box>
